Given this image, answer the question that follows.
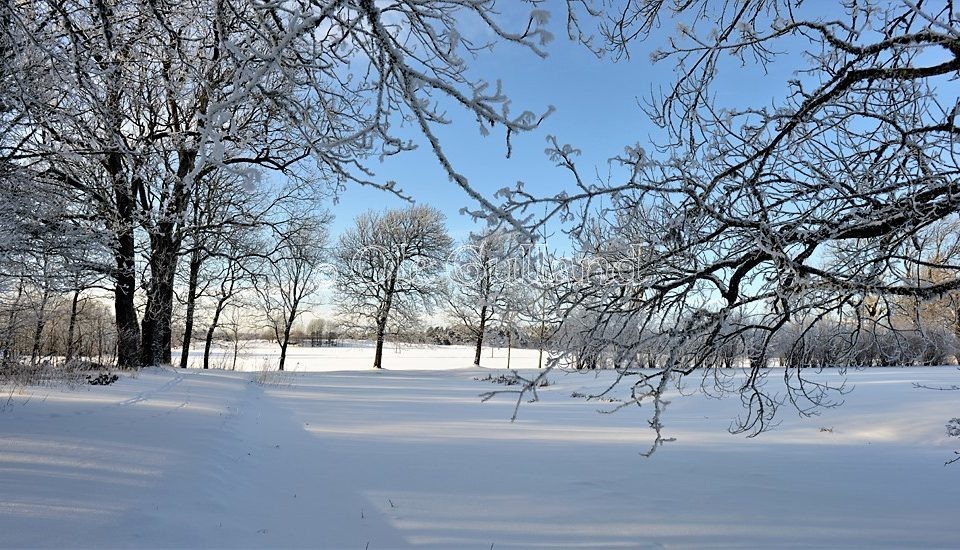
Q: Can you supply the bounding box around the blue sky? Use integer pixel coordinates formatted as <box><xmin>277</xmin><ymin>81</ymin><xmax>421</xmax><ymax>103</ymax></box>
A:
<box><xmin>326</xmin><ymin>9</ymin><xmax>663</xmax><ymax>241</ymax></box>
<box><xmin>325</xmin><ymin>5</ymin><xmax>800</xmax><ymax>243</ymax></box>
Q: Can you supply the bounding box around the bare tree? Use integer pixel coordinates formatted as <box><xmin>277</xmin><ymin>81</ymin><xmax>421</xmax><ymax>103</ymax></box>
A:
<box><xmin>446</xmin><ymin>230</ymin><xmax>522</xmax><ymax>366</ymax></box>
<box><xmin>188</xmin><ymin>234</ymin><xmax>256</xmax><ymax>371</ymax></box>
<box><xmin>334</xmin><ymin>205</ymin><xmax>452</xmax><ymax>369</ymax></box>
<box><xmin>307</xmin><ymin>317</ymin><xmax>339</xmax><ymax>347</ymax></box>
<box><xmin>176</xmin><ymin>171</ymin><xmax>278</xmax><ymax>369</ymax></box>
<box><xmin>255</xmin><ymin>215</ymin><xmax>329</xmax><ymax>372</ymax></box>
<box><xmin>511</xmin><ymin>245</ymin><xmax>567</xmax><ymax>370</ymax></box>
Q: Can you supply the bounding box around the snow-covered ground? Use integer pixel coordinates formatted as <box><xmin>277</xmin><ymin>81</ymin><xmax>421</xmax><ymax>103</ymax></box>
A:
<box><xmin>1</xmin><ymin>348</ymin><xmax>958</xmax><ymax>548</ymax></box>
<box><xmin>182</xmin><ymin>341</ymin><xmax>545</xmax><ymax>371</ymax></box>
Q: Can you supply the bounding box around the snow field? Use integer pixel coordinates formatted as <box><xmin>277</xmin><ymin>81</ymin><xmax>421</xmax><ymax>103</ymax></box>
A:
<box><xmin>181</xmin><ymin>341</ymin><xmax>546</xmax><ymax>372</ymax></box>
<box><xmin>1</xmin><ymin>352</ymin><xmax>958</xmax><ymax>548</ymax></box>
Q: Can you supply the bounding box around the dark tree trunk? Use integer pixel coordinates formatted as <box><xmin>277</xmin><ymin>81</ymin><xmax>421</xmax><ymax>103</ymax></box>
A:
<box><xmin>373</xmin><ymin>319</ymin><xmax>386</xmax><ymax>369</ymax></box>
<box><xmin>279</xmin><ymin>338</ymin><xmax>289</xmax><ymax>372</ymax></box>
<box><xmin>473</xmin><ymin>305</ymin><xmax>487</xmax><ymax>366</ymax></box>
<box><xmin>113</xmin><ymin>234</ymin><xmax>140</xmax><ymax>368</ymax></box>
<box><xmin>159</xmin><ymin>261</ymin><xmax>175</xmax><ymax>364</ymax></box>
<box><xmin>103</xmin><ymin>59</ymin><xmax>142</xmax><ymax>369</ymax></box>
<box><xmin>178</xmin><ymin>249</ymin><xmax>202</xmax><ymax>369</ymax></box>
<box><xmin>30</xmin><ymin>287</ymin><xmax>50</xmax><ymax>366</ymax></box>
<box><xmin>65</xmin><ymin>289</ymin><xmax>81</xmax><ymax>363</ymax></box>
<box><xmin>141</xmin><ymin>146</ymin><xmax>194</xmax><ymax>367</ymax></box>
<box><xmin>203</xmin><ymin>302</ymin><xmax>225</xmax><ymax>371</ymax></box>
<box><xmin>112</xmin><ymin>172</ymin><xmax>140</xmax><ymax>369</ymax></box>
<box><xmin>373</xmin><ymin>273</ymin><xmax>397</xmax><ymax>369</ymax></box>
<box><xmin>278</xmin><ymin>295</ymin><xmax>302</xmax><ymax>372</ymax></box>
<box><xmin>140</xmin><ymin>228</ymin><xmax>178</xmax><ymax>366</ymax></box>
<box><xmin>202</xmin><ymin>325</ymin><xmax>216</xmax><ymax>370</ymax></box>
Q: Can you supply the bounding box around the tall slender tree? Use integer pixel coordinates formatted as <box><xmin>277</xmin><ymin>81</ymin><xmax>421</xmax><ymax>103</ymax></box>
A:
<box><xmin>255</xmin><ymin>215</ymin><xmax>329</xmax><ymax>372</ymax></box>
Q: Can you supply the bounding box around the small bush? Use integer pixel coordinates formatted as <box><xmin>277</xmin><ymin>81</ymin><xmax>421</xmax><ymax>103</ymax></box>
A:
<box><xmin>474</xmin><ymin>373</ymin><xmax>520</xmax><ymax>386</ymax></box>
<box><xmin>86</xmin><ymin>373</ymin><xmax>119</xmax><ymax>386</ymax></box>
<box><xmin>475</xmin><ymin>373</ymin><xmax>552</xmax><ymax>388</ymax></box>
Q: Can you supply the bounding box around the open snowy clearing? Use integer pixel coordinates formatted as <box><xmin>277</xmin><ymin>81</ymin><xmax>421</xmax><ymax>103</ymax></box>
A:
<box><xmin>1</xmin><ymin>353</ymin><xmax>958</xmax><ymax>548</ymax></box>
<box><xmin>181</xmin><ymin>341</ymin><xmax>546</xmax><ymax>372</ymax></box>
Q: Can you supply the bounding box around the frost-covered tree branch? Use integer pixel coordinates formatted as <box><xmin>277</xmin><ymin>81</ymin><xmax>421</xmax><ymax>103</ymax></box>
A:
<box><xmin>498</xmin><ymin>0</ymin><xmax>960</xmax><ymax>436</ymax></box>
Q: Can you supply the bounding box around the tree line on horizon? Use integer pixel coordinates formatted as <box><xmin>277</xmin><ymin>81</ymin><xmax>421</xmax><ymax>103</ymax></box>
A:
<box><xmin>4</xmin><ymin>201</ymin><xmax>960</xmax><ymax>376</ymax></box>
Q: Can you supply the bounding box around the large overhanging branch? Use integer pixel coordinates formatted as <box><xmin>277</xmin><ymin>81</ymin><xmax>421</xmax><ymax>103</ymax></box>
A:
<box><xmin>488</xmin><ymin>0</ymin><xmax>960</xmax><ymax>440</ymax></box>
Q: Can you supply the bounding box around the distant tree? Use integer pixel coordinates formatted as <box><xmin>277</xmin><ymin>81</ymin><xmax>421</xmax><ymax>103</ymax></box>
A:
<box><xmin>511</xmin><ymin>245</ymin><xmax>566</xmax><ymax>369</ymax></box>
<box><xmin>307</xmin><ymin>317</ymin><xmax>339</xmax><ymax>347</ymax></box>
<box><xmin>334</xmin><ymin>205</ymin><xmax>452</xmax><ymax>369</ymax></box>
<box><xmin>446</xmin><ymin>230</ymin><xmax>522</xmax><ymax>366</ymax></box>
<box><xmin>254</xmin><ymin>215</ymin><xmax>329</xmax><ymax>372</ymax></box>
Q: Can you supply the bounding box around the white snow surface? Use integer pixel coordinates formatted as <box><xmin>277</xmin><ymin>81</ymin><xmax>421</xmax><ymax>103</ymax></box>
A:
<box><xmin>2</xmin><ymin>345</ymin><xmax>959</xmax><ymax>548</ymax></box>
<box><xmin>182</xmin><ymin>341</ymin><xmax>545</xmax><ymax>371</ymax></box>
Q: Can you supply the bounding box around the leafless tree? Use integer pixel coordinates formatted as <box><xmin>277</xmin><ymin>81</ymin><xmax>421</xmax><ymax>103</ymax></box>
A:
<box><xmin>492</xmin><ymin>0</ymin><xmax>960</xmax><ymax>435</ymax></box>
<box><xmin>446</xmin><ymin>229</ymin><xmax>522</xmax><ymax>366</ymax></box>
<box><xmin>197</xmin><ymin>237</ymin><xmax>259</xmax><ymax>371</ymax></box>
<box><xmin>254</xmin><ymin>215</ymin><xmax>329</xmax><ymax>371</ymax></box>
<box><xmin>334</xmin><ymin>205</ymin><xmax>452</xmax><ymax>369</ymax></box>
<box><xmin>175</xmin><ymin>171</ymin><xmax>284</xmax><ymax>369</ymax></box>
<box><xmin>511</xmin><ymin>245</ymin><xmax>567</xmax><ymax>370</ymax></box>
